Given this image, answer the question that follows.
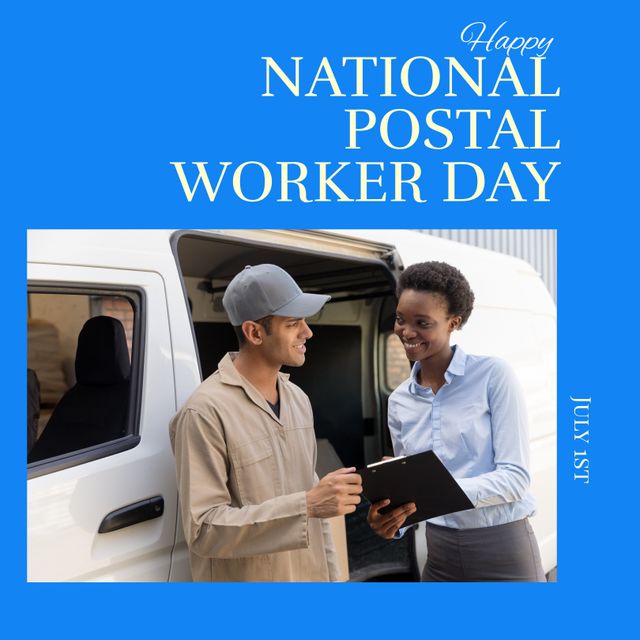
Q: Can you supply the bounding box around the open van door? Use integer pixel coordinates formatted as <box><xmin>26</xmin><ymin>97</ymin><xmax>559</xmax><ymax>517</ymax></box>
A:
<box><xmin>174</xmin><ymin>229</ymin><xmax>425</xmax><ymax>580</ymax></box>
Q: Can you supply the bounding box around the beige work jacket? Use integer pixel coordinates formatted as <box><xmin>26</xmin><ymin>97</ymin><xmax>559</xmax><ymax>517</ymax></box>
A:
<box><xmin>169</xmin><ymin>353</ymin><xmax>340</xmax><ymax>582</ymax></box>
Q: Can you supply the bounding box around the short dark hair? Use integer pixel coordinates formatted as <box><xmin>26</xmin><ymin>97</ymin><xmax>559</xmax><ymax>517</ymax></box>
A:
<box><xmin>233</xmin><ymin>315</ymin><xmax>273</xmax><ymax>347</ymax></box>
<box><xmin>397</xmin><ymin>261</ymin><xmax>475</xmax><ymax>327</ymax></box>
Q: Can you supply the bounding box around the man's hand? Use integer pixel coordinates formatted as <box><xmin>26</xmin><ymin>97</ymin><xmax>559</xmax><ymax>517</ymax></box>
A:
<box><xmin>306</xmin><ymin>467</ymin><xmax>363</xmax><ymax>518</ymax></box>
<box><xmin>367</xmin><ymin>499</ymin><xmax>416</xmax><ymax>539</ymax></box>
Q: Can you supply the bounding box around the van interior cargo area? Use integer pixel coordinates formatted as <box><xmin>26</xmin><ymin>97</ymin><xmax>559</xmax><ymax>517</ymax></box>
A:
<box><xmin>175</xmin><ymin>231</ymin><xmax>417</xmax><ymax>581</ymax></box>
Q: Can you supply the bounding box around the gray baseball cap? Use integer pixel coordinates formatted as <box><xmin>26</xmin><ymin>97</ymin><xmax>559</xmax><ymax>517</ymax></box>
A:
<box><xmin>222</xmin><ymin>264</ymin><xmax>331</xmax><ymax>326</ymax></box>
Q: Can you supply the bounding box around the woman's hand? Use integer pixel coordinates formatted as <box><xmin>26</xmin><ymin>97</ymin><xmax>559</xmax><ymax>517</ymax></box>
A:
<box><xmin>367</xmin><ymin>499</ymin><xmax>416</xmax><ymax>539</ymax></box>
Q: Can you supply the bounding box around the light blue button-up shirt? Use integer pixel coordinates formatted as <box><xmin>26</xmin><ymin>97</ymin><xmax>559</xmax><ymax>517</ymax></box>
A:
<box><xmin>388</xmin><ymin>345</ymin><xmax>536</xmax><ymax>529</ymax></box>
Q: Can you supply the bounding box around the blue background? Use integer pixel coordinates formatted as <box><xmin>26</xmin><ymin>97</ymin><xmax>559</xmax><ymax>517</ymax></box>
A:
<box><xmin>7</xmin><ymin>1</ymin><xmax>637</xmax><ymax>637</ymax></box>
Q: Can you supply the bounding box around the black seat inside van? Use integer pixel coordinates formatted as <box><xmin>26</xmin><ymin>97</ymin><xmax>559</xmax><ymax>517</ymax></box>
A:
<box><xmin>28</xmin><ymin>316</ymin><xmax>131</xmax><ymax>462</ymax></box>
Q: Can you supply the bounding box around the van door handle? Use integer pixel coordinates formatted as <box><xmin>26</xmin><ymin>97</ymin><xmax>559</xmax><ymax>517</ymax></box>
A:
<box><xmin>98</xmin><ymin>496</ymin><xmax>164</xmax><ymax>533</ymax></box>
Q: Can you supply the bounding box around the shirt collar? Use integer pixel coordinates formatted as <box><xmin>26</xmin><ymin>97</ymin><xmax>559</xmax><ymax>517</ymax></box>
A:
<box><xmin>408</xmin><ymin>344</ymin><xmax>467</xmax><ymax>393</ymax></box>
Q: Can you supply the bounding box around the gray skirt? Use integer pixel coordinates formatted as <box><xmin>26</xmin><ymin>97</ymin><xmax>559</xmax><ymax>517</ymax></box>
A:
<box><xmin>422</xmin><ymin>518</ymin><xmax>546</xmax><ymax>582</ymax></box>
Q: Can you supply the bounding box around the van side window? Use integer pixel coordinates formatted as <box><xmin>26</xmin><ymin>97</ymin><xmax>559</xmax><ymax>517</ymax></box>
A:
<box><xmin>385</xmin><ymin>333</ymin><xmax>410</xmax><ymax>390</ymax></box>
<box><xmin>27</xmin><ymin>291</ymin><xmax>141</xmax><ymax>468</ymax></box>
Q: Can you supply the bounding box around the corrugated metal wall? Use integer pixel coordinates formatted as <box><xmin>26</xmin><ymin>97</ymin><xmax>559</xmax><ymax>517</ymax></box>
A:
<box><xmin>420</xmin><ymin>229</ymin><xmax>557</xmax><ymax>303</ymax></box>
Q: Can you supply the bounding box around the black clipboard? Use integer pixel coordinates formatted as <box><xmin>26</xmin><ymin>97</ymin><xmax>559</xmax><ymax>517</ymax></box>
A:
<box><xmin>357</xmin><ymin>450</ymin><xmax>474</xmax><ymax>526</ymax></box>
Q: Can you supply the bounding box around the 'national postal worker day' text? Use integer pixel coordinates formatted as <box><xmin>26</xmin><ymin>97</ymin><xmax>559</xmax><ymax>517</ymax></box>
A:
<box><xmin>171</xmin><ymin>22</ymin><xmax>560</xmax><ymax>205</ymax></box>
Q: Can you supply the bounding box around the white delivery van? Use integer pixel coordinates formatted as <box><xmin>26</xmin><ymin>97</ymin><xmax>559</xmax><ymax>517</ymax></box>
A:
<box><xmin>27</xmin><ymin>229</ymin><xmax>556</xmax><ymax>582</ymax></box>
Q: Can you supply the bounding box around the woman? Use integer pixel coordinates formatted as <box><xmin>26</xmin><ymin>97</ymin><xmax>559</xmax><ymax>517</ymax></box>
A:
<box><xmin>368</xmin><ymin>261</ymin><xmax>545</xmax><ymax>582</ymax></box>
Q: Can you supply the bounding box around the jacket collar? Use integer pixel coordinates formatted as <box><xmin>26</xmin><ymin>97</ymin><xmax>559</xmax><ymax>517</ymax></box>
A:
<box><xmin>218</xmin><ymin>352</ymin><xmax>289</xmax><ymax>425</ymax></box>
